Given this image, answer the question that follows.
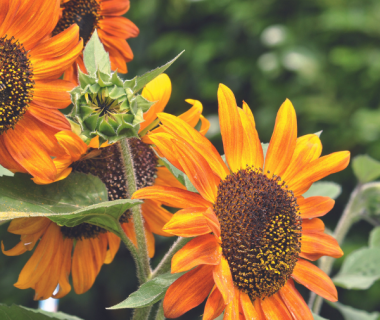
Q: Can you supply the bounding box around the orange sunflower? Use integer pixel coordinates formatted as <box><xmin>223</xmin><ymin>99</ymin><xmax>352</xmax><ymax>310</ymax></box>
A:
<box><xmin>2</xmin><ymin>74</ymin><xmax>209</xmax><ymax>300</ymax></box>
<box><xmin>132</xmin><ymin>84</ymin><xmax>350</xmax><ymax>319</ymax></box>
<box><xmin>0</xmin><ymin>0</ymin><xmax>82</xmax><ymax>183</ymax></box>
<box><xmin>53</xmin><ymin>0</ymin><xmax>139</xmax><ymax>83</ymax></box>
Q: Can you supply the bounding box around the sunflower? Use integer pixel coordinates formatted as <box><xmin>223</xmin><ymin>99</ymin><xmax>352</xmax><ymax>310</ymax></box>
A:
<box><xmin>132</xmin><ymin>84</ymin><xmax>350</xmax><ymax>319</ymax></box>
<box><xmin>0</xmin><ymin>0</ymin><xmax>82</xmax><ymax>183</ymax></box>
<box><xmin>53</xmin><ymin>0</ymin><xmax>139</xmax><ymax>83</ymax></box>
<box><xmin>2</xmin><ymin>74</ymin><xmax>209</xmax><ymax>300</ymax></box>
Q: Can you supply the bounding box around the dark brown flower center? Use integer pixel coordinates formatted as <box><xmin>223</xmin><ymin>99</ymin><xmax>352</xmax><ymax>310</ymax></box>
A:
<box><xmin>213</xmin><ymin>167</ymin><xmax>302</xmax><ymax>299</ymax></box>
<box><xmin>53</xmin><ymin>0</ymin><xmax>101</xmax><ymax>45</ymax></box>
<box><xmin>0</xmin><ymin>36</ymin><xmax>34</xmax><ymax>134</ymax></box>
<box><xmin>60</xmin><ymin>138</ymin><xmax>158</xmax><ymax>240</ymax></box>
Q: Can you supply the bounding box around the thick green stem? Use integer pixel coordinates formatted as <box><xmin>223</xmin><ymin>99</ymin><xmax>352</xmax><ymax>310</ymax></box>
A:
<box><xmin>310</xmin><ymin>185</ymin><xmax>361</xmax><ymax>314</ymax></box>
<box><xmin>131</xmin><ymin>306</ymin><xmax>152</xmax><ymax>320</ymax></box>
<box><xmin>154</xmin><ymin>300</ymin><xmax>165</xmax><ymax>320</ymax></box>
<box><xmin>118</xmin><ymin>139</ymin><xmax>152</xmax><ymax>283</ymax></box>
<box><xmin>151</xmin><ymin>237</ymin><xmax>192</xmax><ymax>278</ymax></box>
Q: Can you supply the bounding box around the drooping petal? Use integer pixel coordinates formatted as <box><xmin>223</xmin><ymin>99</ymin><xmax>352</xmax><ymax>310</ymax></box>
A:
<box><xmin>300</xmin><ymin>232</ymin><xmax>343</xmax><ymax>260</ymax></box>
<box><xmin>141</xmin><ymin>200</ymin><xmax>173</xmax><ymax>237</ymax></box>
<box><xmin>217</xmin><ymin>84</ymin><xmax>244</xmax><ymax>173</ymax></box>
<box><xmin>298</xmin><ymin>196</ymin><xmax>335</xmax><ymax>219</ymax></box>
<box><xmin>145</xmin><ymin>224</ymin><xmax>155</xmax><ymax>258</ymax></box>
<box><xmin>8</xmin><ymin>217</ymin><xmax>50</xmax><ymax>235</ymax></box>
<box><xmin>54</xmin><ymin>237</ymin><xmax>73</xmax><ymax>299</ymax></box>
<box><xmin>264</xmin><ymin>99</ymin><xmax>297</xmax><ymax>177</ymax></box>
<box><xmin>163</xmin><ymin>207</ymin><xmax>212</xmax><ymax>237</ymax></box>
<box><xmin>279</xmin><ymin>279</ymin><xmax>313</xmax><ymax>320</ymax></box>
<box><xmin>132</xmin><ymin>186</ymin><xmax>212</xmax><ymax>208</ymax></box>
<box><xmin>172</xmin><ymin>234</ymin><xmax>221</xmax><ymax>273</ymax></box>
<box><xmin>122</xmin><ymin>221</ymin><xmax>137</xmax><ymax>247</ymax></box>
<box><xmin>164</xmin><ymin>264</ymin><xmax>214</xmax><ymax>318</ymax></box>
<box><xmin>55</xmin><ymin>130</ymin><xmax>88</xmax><ymax>161</ymax></box>
<box><xmin>213</xmin><ymin>256</ymin><xmax>234</xmax><ymax>305</ymax></box>
<box><xmin>104</xmin><ymin>232</ymin><xmax>121</xmax><ymax>264</ymax></box>
<box><xmin>180</xmin><ymin>99</ymin><xmax>204</xmax><ymax>128</ymax></box>
<box><xmin>259</xmin><ymin>293</ymin><xmax>293</xmax><ymax>320</ymax></box>
<box><xmin>292</xmin><ymin>258</ymin><xmax>338</xmax><ymax>301</ymax></box>
<box><xmin>240</xmin><ymin>291</ymin><xmax>265</xmax><ymax>320</ymax></box>
<box><xmin>203</xmin><ymin>286</ymin><xmax>225</xmax><ymax>320</ymax></box>
<box><xmin>288</xmin><ymin>151</ymin><xmax>351</xmax><ymax>196</ymax></box>
<box><xmin>223</xmin><ymin>286</ymin><xmax>240</xmax><ymax>320</ymax></box>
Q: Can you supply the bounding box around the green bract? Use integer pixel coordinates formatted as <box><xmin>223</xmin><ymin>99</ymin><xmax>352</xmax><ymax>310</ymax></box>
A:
<box><xmin>69</xmin><ymin>30</ymin><xmax>183</xmax><ymax>146</ymax></box>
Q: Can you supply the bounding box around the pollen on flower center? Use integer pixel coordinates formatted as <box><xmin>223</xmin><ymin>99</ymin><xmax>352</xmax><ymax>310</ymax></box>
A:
<box><xmin>53</xmin><ymin>0</ymin><xmax>101</xmax><ymax>45</ymax></box>
<box><xmin>61</xmin><ymin>138</ymin><xmax>158</xmax><ymax>240</ymax></box>
<box><xmin>213</xmin><ymin>167</ymin><xmax>302</xmax><ymax>299</ymax></box>
<box><xmin>0</xmin><ymin>36</ymin><xmax>34</xmax><ymax>134</ymax></box>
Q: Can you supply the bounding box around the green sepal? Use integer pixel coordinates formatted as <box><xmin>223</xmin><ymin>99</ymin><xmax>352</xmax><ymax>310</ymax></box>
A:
<box><xmin>99</xmin><ymin>117</ymin><xmax>116</xmax><ymax>136</ymax></box>
<box><xmin>109</xmin><ymin>85</ymin><xmax>127</xmax><ymax>99</ymax></box>
<box><xmin>131</xmin><ymin>95</ymin><xmax>155</xmax><ymax>113</ymax></box>
<box><xmin>83</xmin><ymin>30</ymin><xmax>111</xmax><ymax>76</ymax></box>
<box><xmin>84</xmin><ymin>114</ymin><xmax>100</xmax><ymax>131</ymax></box>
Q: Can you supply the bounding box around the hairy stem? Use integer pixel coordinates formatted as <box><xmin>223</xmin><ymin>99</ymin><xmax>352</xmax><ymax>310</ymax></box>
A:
<box><xmin>118</xmin><ymin>139</ymin><xmax>152</xmax><ymax>283</ymax></box>
<box><xmin>132</xmin><ymin>306</ymin><xmax>152</xmax><ymax>320</ymax></box>
<box><xmin>151</xmin><ymin>237</ymin><xmax>192</xmax><ymax>278</ymax></box>
<box><xmin>154</xmin><ymin>300</ymin><xmax>165</xmax><ymax>320</ymax></box>
<box><xmin>310</xmin><ymin>185</ymin><xmax>361</xmax><ymax>314</ymax></box>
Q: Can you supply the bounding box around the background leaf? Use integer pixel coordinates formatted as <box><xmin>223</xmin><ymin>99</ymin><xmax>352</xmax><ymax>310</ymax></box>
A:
<box><xmin>328</xmin><ymin>302</ymin><xmax>380</xmax><ymax>320</ymax></box>
<box><xmin>0</xmin><ymin>164</ymin><xmax>13</xmax><ymax>177</ymax></box>
<box><xmin>0</xmin><ymin>304</ymin><xmax>83</xmax><ymax>320</ymax></box>
<box><xmin>108</xmin><ymin>272</ymin><xmax>186</xmax><ymax>309</ymax></box>
<box><xmin>303</xmin><ymin>181</ymin><xmax>342</xmax><ymax>199</ymax></box>
<box><xmin>0</xmin><ymin>173</ymin><xmax>141</xmax><ymax>237</ymax></box>
<box><xmin>313</xmin><ymin>313</ymin><xmax>329</xmax><ymax>320</ymax></box>
<box><xmin>83</xmin><ymin>29</ymin><xmax>111</xmax><ymax>76</ymax></box>
<box><xmin>352</xmin><ymin>155</ymin><xmax>380</xmax><ymax>184</ymax></box>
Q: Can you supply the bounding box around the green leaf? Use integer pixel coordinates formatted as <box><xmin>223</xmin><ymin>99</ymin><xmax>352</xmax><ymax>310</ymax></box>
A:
<box><xmin>313</xmin><ymin>313</ymin><xmax>329</xmax><ymax>320</ymax></box>
<box><xmin>369</xmin><ymin>226</ymin><xmax>380</xmax><ymax>248</ymax></box>
<box><xmin>0</xmin><ymin>164</ymin><xmax>13</xmax><ymax>177</ymax></box>
<box><xmin>83</xmin><ymin>30</ymin><xmax>111</xmax><ymax>76</ymax></box>
<box><xmin>333</xmin><ymin>247</ymin><xmax>380</xmax><ymax>289</ymax></box>
<box><xmin>352</xmin><ymin>154</ymin><xmax>380</xmax><ymax>183</ymax></box>
<box><xmin>303</xmin><ymin>181</ymin><xmax>342</xmax><ymax>200</ymax></box>
<box><xmin>0</xmin><ymin>304</ymin><xmax>83</xmax><ymax>320</ymax></box>
<box><xmin>133</xmin><ymin>51</ymin><xmax>184</xmax><ymax>94</ymax></box>
<box><xmin>0</xmin><ymin>173</ymin><xmax>141</xmax><ymax>237</ymax></box>
<box><xmin>108</xmin><ymin>272</ymin><xmax>186</xmax><ymax>309</ymax></box>
<box><xmin>329</xmin><ymin>302</ymin><xmax>380</xmax><ymax>320</ymax></box>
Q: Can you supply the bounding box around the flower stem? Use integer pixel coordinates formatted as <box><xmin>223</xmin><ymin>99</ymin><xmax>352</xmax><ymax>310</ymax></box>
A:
<box><xmin>310</xmin><ymin>185</ymin><xmax>362</xmax><ymax>314</ymax></box>
<box><xmin>154</xmin><ymin>300</ymin><xmax>165</xmax><ymax>320</ymax></box>
<box><xmin>151</xmin><ymin>237</ymin><xmax>192</xmax><ymax>278</ymax></box>
<box><xmin>118</xmin><ymin>139</ymin><xmax>152</xmax><ymax>283</ymax></box>
<box><xmin>131</xmin><ymin>306</ymin><xmax>152</xmax><ymax>320</ymax></box>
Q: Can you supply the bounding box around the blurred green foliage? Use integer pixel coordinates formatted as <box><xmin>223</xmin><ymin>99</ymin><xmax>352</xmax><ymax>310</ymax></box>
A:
<box><xmin>2</xmin><ymin>0</ymin><xmax>380</xmax><ymax>319</ymax></box>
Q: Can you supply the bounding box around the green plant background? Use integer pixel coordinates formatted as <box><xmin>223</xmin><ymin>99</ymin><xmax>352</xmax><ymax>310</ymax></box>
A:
<box><xmin>1</xmin><ymin>0</ymin><xmax>380</xmax><ymax>319</ymax></box>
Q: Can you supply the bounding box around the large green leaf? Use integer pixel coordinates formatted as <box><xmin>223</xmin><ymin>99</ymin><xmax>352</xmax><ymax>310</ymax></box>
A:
<box><xmin>0</xmin><ymin>164</ymin><xmax>13</xmax><ymax>177</ymax></box>
<box><xmin>0</xmin><ymin>304</ymin><xmax>83</xmax><ymax>320</ymax></box>
<box><xmin>333</xmin><ymin>247</ymin><xmax>380</xmax><ymax>290</ymax></box>
<box><xmin>313</xmin><ymin>313</ymin><xmax>329</xmax><ymax>320</ymax></box>
<box><xmin>108</xmin><ymin>271</ymin><xmax>186</xmax><ymax>309</ymax></box>
<box><xmin>352</xmin><ymin>154</ymin><xmax>380</xmax><ymax>184</ymax></box>
<box><xmin>132</xmin><ymin>51</ymin><xmax>184</xmax><ymax>93</ymax></box>
<box><xmin>369</xmin><ymin>226</ymin><xmax>380</xmax><ymax>248</ymax></box>
<box><xmin>303</xmin><ymin>181</ymin><xmax>342</xmax><ymax>200</ymax></box>
<box><xmin>83</xmin><ymin>29</ymin><xmax>111</xmax><ymax>76</ymax></box>
<box><xmin>329</xmin><ymin>302</ymin><xmax>380</xmax><ymax>320</ymax></box>
<box><xmin>0</xmin><ymin>173</ymin><xmax>141</xmax><ymax>237</ymax></box>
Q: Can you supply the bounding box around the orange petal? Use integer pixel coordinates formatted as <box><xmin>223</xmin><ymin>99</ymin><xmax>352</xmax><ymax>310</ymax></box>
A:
<box><xmin>213</xmin><ymin>256</ymin><xmax>234</xmax><ymax>305</ymax></box>
<box><xmin>178</xmin><ymin>99</ymin><xmax>204</xmax><ymax>128</ymax></box>
<box><xmin>298</xmin><ymin>196</ymin><xmax>335</xmax><ymax>219</ymax></box>
<box><xmin>28</xmin><ymin>103</ymin><xmax>70</xmax><ymax>131</ymax></box>
<box><xmin>302</xmin><ymin>218</ymin><xmax>324</xmax><ymax>233</ymax></box>
<box><xmin>104</xmin><ymin>232</ymin><xmax>121</xmax><ymax>264</ymax></box>
<box><xmin>100</xmin><ymin>0</ymin><xmax>130</xmax><ymax>16</ymax></box>
<box><xmin>54</xmin><ymin>237</ymin><xmax>73</xmax><ymax>298</ymax></box>
<box><xmin>8</xmin><ymin>217</ymin><xmax>50</xmax><ymax>235</ymax></box>
<box><xmin>33</xmin><ymin>79</ymin><xmax>74</xmax><ymax>109</ymax></box>
<box><xmin>288</xmin><ymin>151</ymin><xmax>351</xmax><ymax>197</ymax></box>
<box><xmin>203</xmin><ymin>207</ymin><xmax>221</xmax><ymax>239</ymax></box>
<box><xmin>98</xmin><ymin>17</ymin><xmax>139</xmax><ymax>39</ymax></box>
<box><xmin>0</xmin><ymin>136</ymin><xmax>26</xmax><ymax>173</ymax></box>
<box><xmin>1</xmin><ymin>241</ymin><xmax>27</xmax><ymax>256</ymax></box>
<box><xmin>141</xmin><ymin>200</ymin><xmax>173</xmax><ymax>237</ymax></box>
<box><xmin>172</xmin><ymin>234</ymin><xmax>221</xmax><ymax>273</ymax></box>
<box><xmin>259</xmin><ymin>293</ymin><xmax>293</xmax><ymax>320</ymax></box>
<box><xmin>279</xmin><ymin>279</ymin><xmax>313</xmax><ymax>320</ymax></box>
<box><xmin>157</xmin><ymin>113</ymin><xmax>230</xmax><ymax>179</ymax></box>
<box><xmin>203</xmin><ymin>285</ymin><xmax>225</xmax><ymax>320</ymax></box>
<box><xmin>163</xmin><ymin>207</ymin><xmax>212</xmax><ymax>237</ymax></box>
<box><xmin>199</xmin><ymin>115</ymin><xmax>210</xmax><ymax>135</ymax></box>
<box><xmin>154</xmin><ymin>166</ymin><xmax>187</xmax><ymax>190</ymax></box>
<box><xmin>282</xmin><ymin>134</ymin><xmax>322</xmax><ymax>183</ymax></box>
<box><xmin>240</xmin><ymin>291</ymin><xmax>265</xmax><ymax>320</ymax></box>
<box><xmin>292</xmin><ymin>258</ymin><xmax>338</xmax><ymax>301</ymax></box>
<box><xmin>264</xmin><ymin>99</ymin><xmax>297</xmax><ymax>177</ymax></box>
<box><xmin>173</xmin><ymin>139</ymin><xmax>220</xmax><ymax>203</ymax></box>
<box><xmin>223</xmin><ymin>286</ymin><xmax>240</xmax><ymax>320</ymax></box>
<box><xmin>122</xmin><ymin>221</ymin><xmax>138</xmax><ymax>247</ymax></box>
<box><xmin>140</xmin><ymin>73</ymin><xmax>171</xmax><ymax>133</ymax></box>
<box><xmin>145</xmin><ymin>224</ymin><xmax>155</xmax><ymax>258</ymax></box>
<box><xmin>300</xmin><ymin>232</ymin><xmax>343</xmax><ymax>260</ymax></box>
<box><xmin>132</xmin><ymin>186</ymin><xmax>212</xmax><ymax>208</ymax></box>
<box><xmin>55</xmin><ymin>130</ymin><xmax>88</xmax><ymax>161</ymax></box>
<box><xmin>217</xmin><ymin>84</ymin><xmax>244</xmax><ymax>173</ymax></box>
<box><xmin>163</xmin><ymin>264</ymin><xmax>215</xmax><ymax>318</ymax></box>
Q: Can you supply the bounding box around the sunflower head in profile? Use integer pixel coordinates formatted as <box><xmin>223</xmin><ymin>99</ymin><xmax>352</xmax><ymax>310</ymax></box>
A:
<box><xmin>133</xmin><ymin>84</ymin><xmax>350</xmax><ymax>319</ymax></box>
<box><xmin>0</xmin><ymin>0</ymin><xmax>82</xmax><ymax>183</ymax></box>
<box><xmin>53</xmin><ymin>0</ymin><xmax>139</xmax><ymax>83</ymax></box>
